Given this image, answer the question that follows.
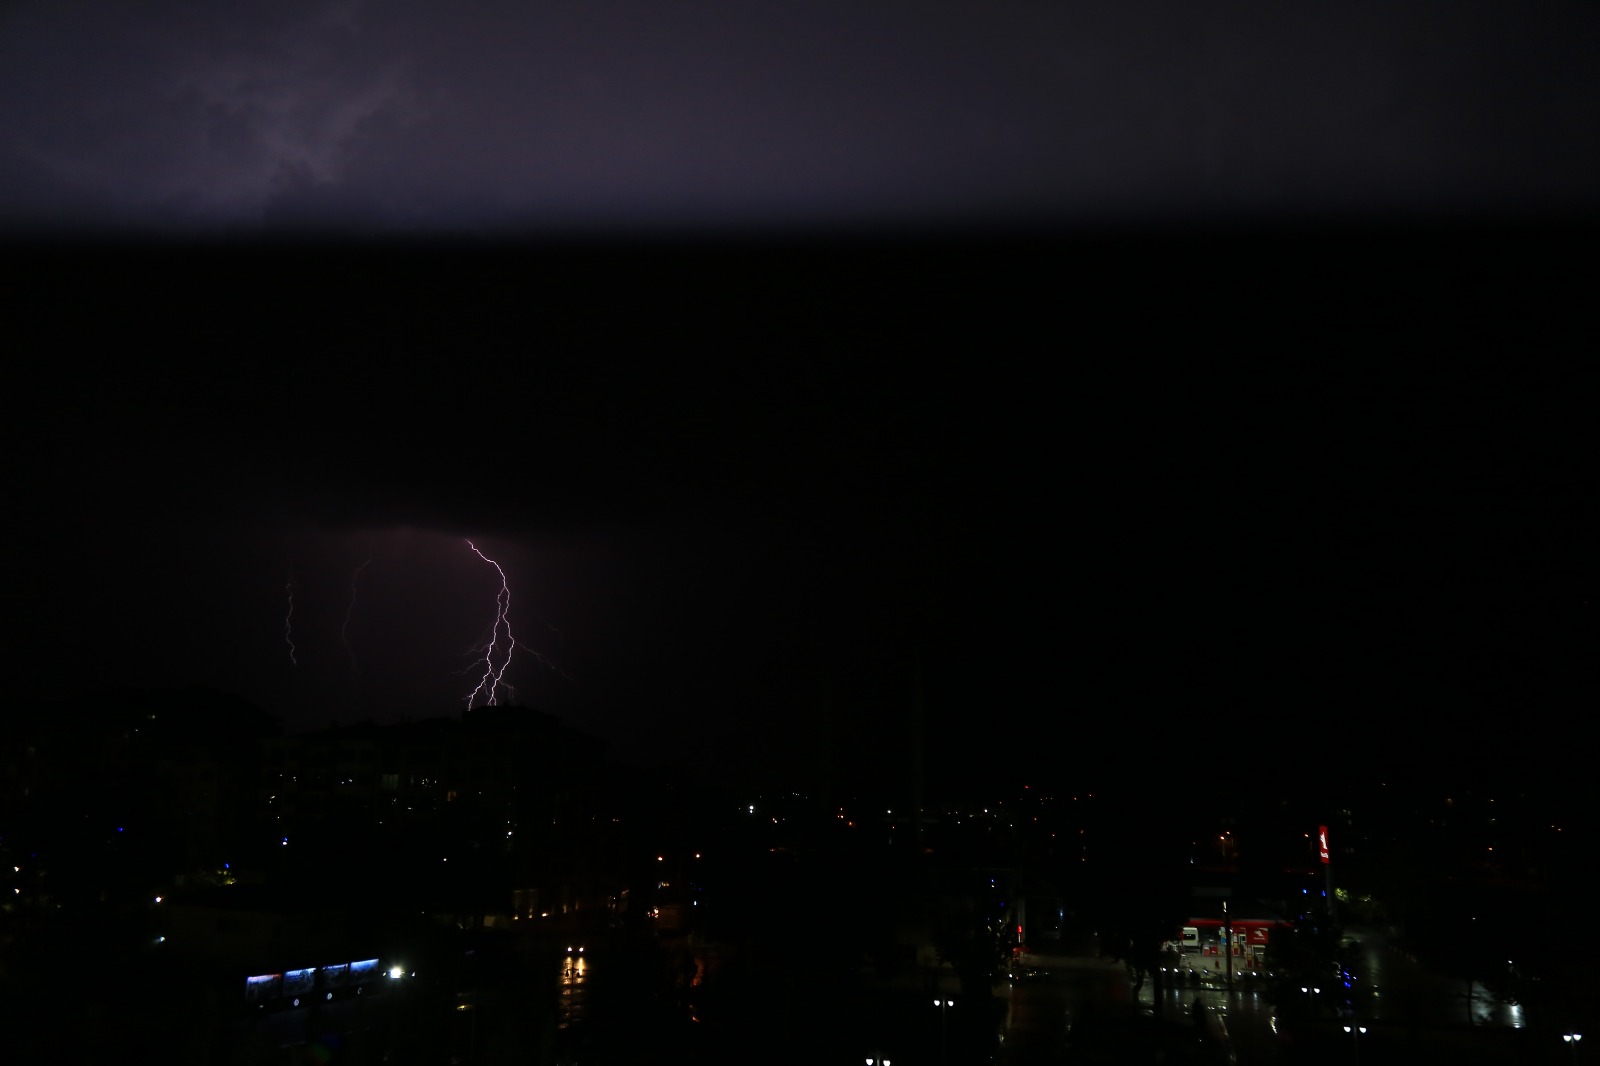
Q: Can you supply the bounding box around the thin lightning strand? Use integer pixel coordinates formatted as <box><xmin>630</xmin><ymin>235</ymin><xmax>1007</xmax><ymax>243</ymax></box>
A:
<box><xmin>527</xmin><ymin>626</ymin><xmax>575</xmax><ymax>683</ymax></box>
<box><xmin>465</xmin><ymin>540</ymin><xmax>515</xmax><ymax>709</ymax></box>
<box><xmin>342</xmin><ymin>543</ymin><xmax>374</xmax><ymax>691</ymax></box>
<box><xmin>283</xmin><ymin>572</ymin><xmax>298</xmax><ymax>667</ymax></box>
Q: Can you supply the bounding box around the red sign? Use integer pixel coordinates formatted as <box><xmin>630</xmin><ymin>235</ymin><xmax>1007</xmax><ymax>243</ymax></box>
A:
<box><xmin>1249</xmin><ymin>927</ymin><xmax>1270</xmax><ymax>945</ymax></box>
<box><xmin>1318</xmin><ymin>825</ymin><xmax>1330</xmax><ymax>864</ymax></box>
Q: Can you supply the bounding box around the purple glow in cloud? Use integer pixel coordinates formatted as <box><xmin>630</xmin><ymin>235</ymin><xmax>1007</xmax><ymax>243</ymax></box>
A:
<box><xmin>342</xmin><ymin>542</ymin><xmax>374</xmax><ymax>693</ymax></box>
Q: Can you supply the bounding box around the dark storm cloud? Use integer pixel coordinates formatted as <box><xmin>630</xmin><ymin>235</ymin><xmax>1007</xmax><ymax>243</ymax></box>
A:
<box><xmin>2</xmin><ymin>0</ymin><xmax>1597</xmax><ymax>230</ymax></box>
<box><xmin>0</xmin><ymin>0</ymin><xmax>416</xmax><ymax>224</ymax></box>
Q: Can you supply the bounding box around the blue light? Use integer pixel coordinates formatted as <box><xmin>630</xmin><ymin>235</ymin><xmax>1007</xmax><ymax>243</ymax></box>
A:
<box><xmin>1321</xmin><ymin>891</ymin><xmax>1327</xmax><ymax>897</ymax></box>
<box><xmin>224</xmin><ymin>863</ymin><xmax>229</xmax><ymax>870</ymax></box>
<box><xmin>117</xmin><ymin>827</ymin><xmax>124</xmax><ymax>833</ymax></box>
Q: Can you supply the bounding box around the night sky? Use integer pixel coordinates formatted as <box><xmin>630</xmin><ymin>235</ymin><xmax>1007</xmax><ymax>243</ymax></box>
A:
<box><xmin>4</xmin><ymin>0</ymin><xmax>1599</xmax><ymax>231</ymax></box>
<box><xmin>6</xmin><ymin>0</ymin><xmax>1596</xmax><ymax>797</ymax></box>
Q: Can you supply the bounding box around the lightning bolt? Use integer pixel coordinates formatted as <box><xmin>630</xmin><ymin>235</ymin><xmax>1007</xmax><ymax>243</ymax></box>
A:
<box><xmin>342</xmin><ymin>543</ymin><xmax>374</xmax><ymax>692</ymax></box>
<box><xmin>465</xmin><ymin>540</ymin><xmax>515</xmax><ymax>708</ymax></box>
<box><xmin>283</xmin><ymin>571</ymin><xmax>298</xmax><ymax>667</ymax></box>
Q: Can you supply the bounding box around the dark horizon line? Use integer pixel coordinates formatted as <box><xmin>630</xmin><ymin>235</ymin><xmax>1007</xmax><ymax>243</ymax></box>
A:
<box><xmin>5</xmin><ymin>206</ymin><xmax>1600</xmax><ymax>251</ymax></box>
<box><xmin>13</xmin><ymin>682</ymin><xmax>1591</xmax><ymax>804</ymax></box>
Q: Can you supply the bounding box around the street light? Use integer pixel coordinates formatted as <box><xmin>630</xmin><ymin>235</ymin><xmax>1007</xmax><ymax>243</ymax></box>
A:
<box><xmin>1564</xmin><ymin>1032</ymin><xmax>1583</xmax><ymax>1065</ymax></box>
<box><xmin>934</xmin><ymin>998</ymin><xmax>954</xmax><ymax>1064</ymax></box>
<box><xmin>1343</xmin><ymin>1024</ymin><xmax>1367</xmax><ymax>1064</ymax></box>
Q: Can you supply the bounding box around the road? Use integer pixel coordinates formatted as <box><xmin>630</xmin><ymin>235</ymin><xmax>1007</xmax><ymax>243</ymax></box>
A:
<box><xmin>992</xmin><ymin>929</ymin><xmax>1571</xmax><ymax>1066</ymax></box>
<box><xmin>222</xmin><ymin>928</ymin><xmax>1567</xmax><ymax>1065</ymax></box>
<box><xmin>992</xmin><ymin>952</ymin><xmax>1133</xmax><ymax>1063</ymax></box>
<box><xmin>1336</xmin><ymin>923</ymin><xmax>1527</xmax><ymax>1030</ymax></box>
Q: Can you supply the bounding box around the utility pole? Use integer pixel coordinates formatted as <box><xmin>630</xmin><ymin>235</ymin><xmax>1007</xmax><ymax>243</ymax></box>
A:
<box><xmin>818</xmin><ymin>673</ymin><xmax>834</xmax><ymax>822</ymax></box>
<box><xmin>1224</xmin><ymin>899</ymin><xmax>1233</xmax><ymax>993</ymax></box>
<box><xmin>910</xmin><ymin>659</ymin><xmax>925</xmax><ymax>852</ymax></box>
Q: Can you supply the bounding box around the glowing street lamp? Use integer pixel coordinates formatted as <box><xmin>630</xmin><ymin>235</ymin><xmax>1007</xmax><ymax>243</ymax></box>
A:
<box><xmin>1564</xmin><ymin>1032</ymin><xmax>1583</xmax><ymax>1064</ymax></box>
<box><xmin>1343</xmin><ymin>1024</ymin><xmax>1368</xmax><ymax>1064</ymax></box>
<box><xmin>934</xmin><ymin>998</ymin><xmax>955</xmax><ymax>1063</ymax></box>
